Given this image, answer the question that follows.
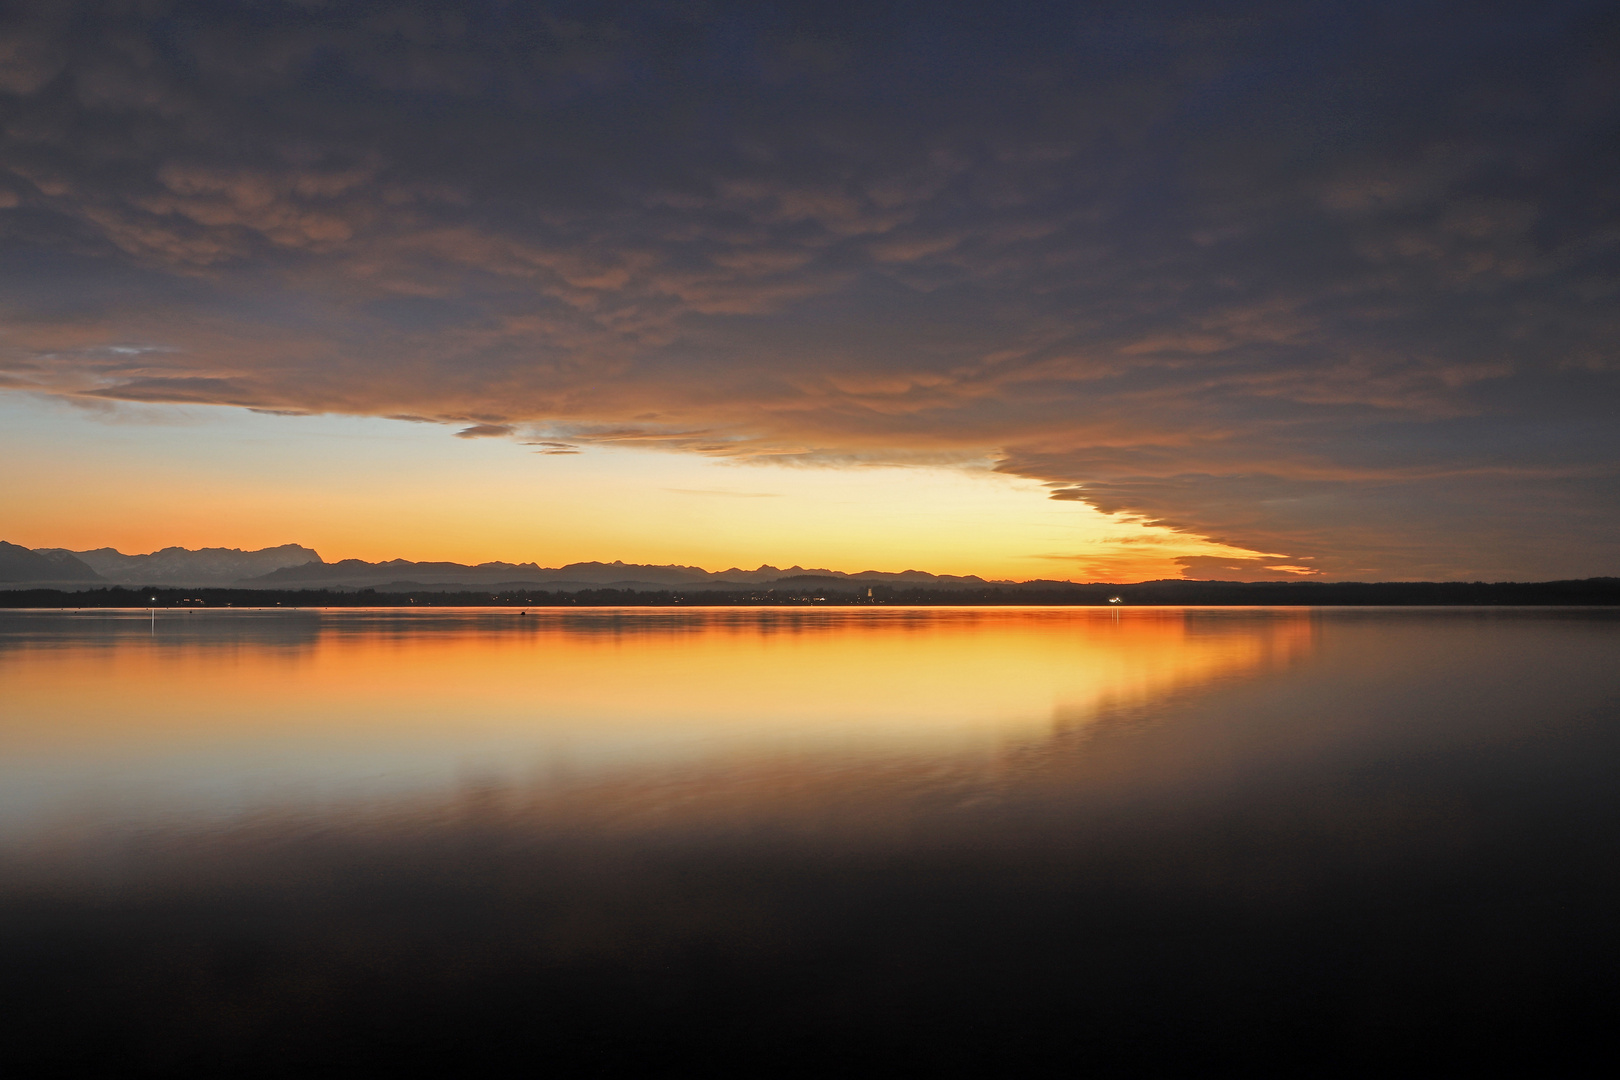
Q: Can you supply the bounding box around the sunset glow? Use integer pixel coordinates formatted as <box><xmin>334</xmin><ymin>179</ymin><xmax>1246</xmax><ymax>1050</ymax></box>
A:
<box><xmin>0</xmin><ymin>398</ymin><xmax>1273</xmax><ymax>581</ymax></box>
<box><xmin>5</xmin><ymin>5</ymin><xmax>1620</xmax><ymax>1071</ymax></box>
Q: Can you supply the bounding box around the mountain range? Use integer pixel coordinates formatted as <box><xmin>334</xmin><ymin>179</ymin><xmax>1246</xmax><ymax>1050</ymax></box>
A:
<box><xmin>0</xmin><ymin>543</ymin><xmax>1008</xmax><ymax>591</ymax></box>
<box><xmin>0</xmin><ymin>541</ymin><xmax>102</xmax><ymax>583</ymax></box>
<box><xmin>56</xmin><ymin>544</ymin><xmax>324</xmax><ymax>585</ymax></box>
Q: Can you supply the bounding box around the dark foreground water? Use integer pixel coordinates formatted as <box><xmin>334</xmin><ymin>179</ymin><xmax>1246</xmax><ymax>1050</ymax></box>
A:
<box><xmin>2</xmin><ymin>606</ymin><xmax>1618</xmax><ymax>1073</ymax></box>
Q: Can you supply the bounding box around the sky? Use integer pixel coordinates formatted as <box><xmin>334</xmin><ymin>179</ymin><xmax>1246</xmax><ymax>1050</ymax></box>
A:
<box><xmin>2</xmin><ymin>0</ymin><xmax>1617</xmax><ymax>581</ymax></box>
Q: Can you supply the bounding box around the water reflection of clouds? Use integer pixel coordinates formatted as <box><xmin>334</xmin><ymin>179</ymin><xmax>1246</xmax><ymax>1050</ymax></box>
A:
<box><xmin>0</xmin><ymin>608</ymin><xmax>1317</xmax><ymax>843</ymax></box>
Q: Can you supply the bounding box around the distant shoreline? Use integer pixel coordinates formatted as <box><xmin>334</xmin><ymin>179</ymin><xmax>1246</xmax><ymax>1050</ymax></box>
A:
<box><xmin>3</xmin><ymin>580</ymin><xmax>1618</xmax><ymax>608</ymax></box>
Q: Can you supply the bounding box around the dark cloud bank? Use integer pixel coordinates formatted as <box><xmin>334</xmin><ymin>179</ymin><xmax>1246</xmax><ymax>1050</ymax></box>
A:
<box><xmin>2</xmin><ymin>0</ymin><xmax>1617</xmax><ymax>578</ymax></box>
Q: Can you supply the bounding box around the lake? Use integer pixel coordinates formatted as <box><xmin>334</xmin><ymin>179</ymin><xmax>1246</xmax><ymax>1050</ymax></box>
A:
<box><xmin>3</xmin><ymin>606</ymin><xmax>1618</xmax><ymax>1072</ymax></box>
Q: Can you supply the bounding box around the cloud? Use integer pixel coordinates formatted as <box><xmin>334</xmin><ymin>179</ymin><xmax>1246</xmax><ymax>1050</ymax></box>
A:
<box><xmin>79</xmin><ymin>376</ymin><xmax>267</xmax><ymax>406</ymax></box>
<box><xmin>1</xmin><ymin>0</ymin><xmax>1617</xmax><ymax>578</ymax></box>
<box><xmin>454</xmin><ymin>423</ymin><xmax>514</xmax><ymax>439</ymax></box>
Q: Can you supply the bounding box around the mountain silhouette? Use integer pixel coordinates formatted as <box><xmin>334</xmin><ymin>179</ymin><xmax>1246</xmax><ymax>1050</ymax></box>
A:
<box><xmin>4</xmin><ymin>542</ymin><xmax>1003</xmax><ymax>590</ymax></box>
<box><xmin>0</xmin><ymin>541</ymin><xmax>102</xmax><ymax>583</ymax></box>
<box><xmin>246</xmin><ymin>557</ymin><xmax>1000</xmax><ymax>591</ymax></box>
<box><xmin>41</xmin><ymin>544</ymin><xmax>323</xmax><ymax>586</ymax></box>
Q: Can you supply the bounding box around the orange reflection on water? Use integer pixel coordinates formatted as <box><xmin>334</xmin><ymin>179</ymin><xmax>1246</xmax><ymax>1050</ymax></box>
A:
<box><xmin>0</xmin><ymin>607</ymin><xmax>1313</xmax><ymax>834</ymax></box>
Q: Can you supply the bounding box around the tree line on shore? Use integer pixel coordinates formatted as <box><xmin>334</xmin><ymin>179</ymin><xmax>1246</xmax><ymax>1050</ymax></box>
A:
<box><xmin>3</xmin><ymin>579</ymin><xmax>1619</xmax><ymax>608</ymax></box>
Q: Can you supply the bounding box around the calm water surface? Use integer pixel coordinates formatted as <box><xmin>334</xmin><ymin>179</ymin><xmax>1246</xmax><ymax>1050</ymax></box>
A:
<box><xmin>3</xmin><ymin>606</ymin><xmax>1618</xmax><ymax>1072</ymax></box>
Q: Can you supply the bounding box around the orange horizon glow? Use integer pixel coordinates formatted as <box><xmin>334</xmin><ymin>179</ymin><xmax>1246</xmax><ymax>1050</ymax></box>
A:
<box><xmin>0</xmin><ymin>401</ymin><xmax>1278</xmax><ymax>582</ymax></box>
